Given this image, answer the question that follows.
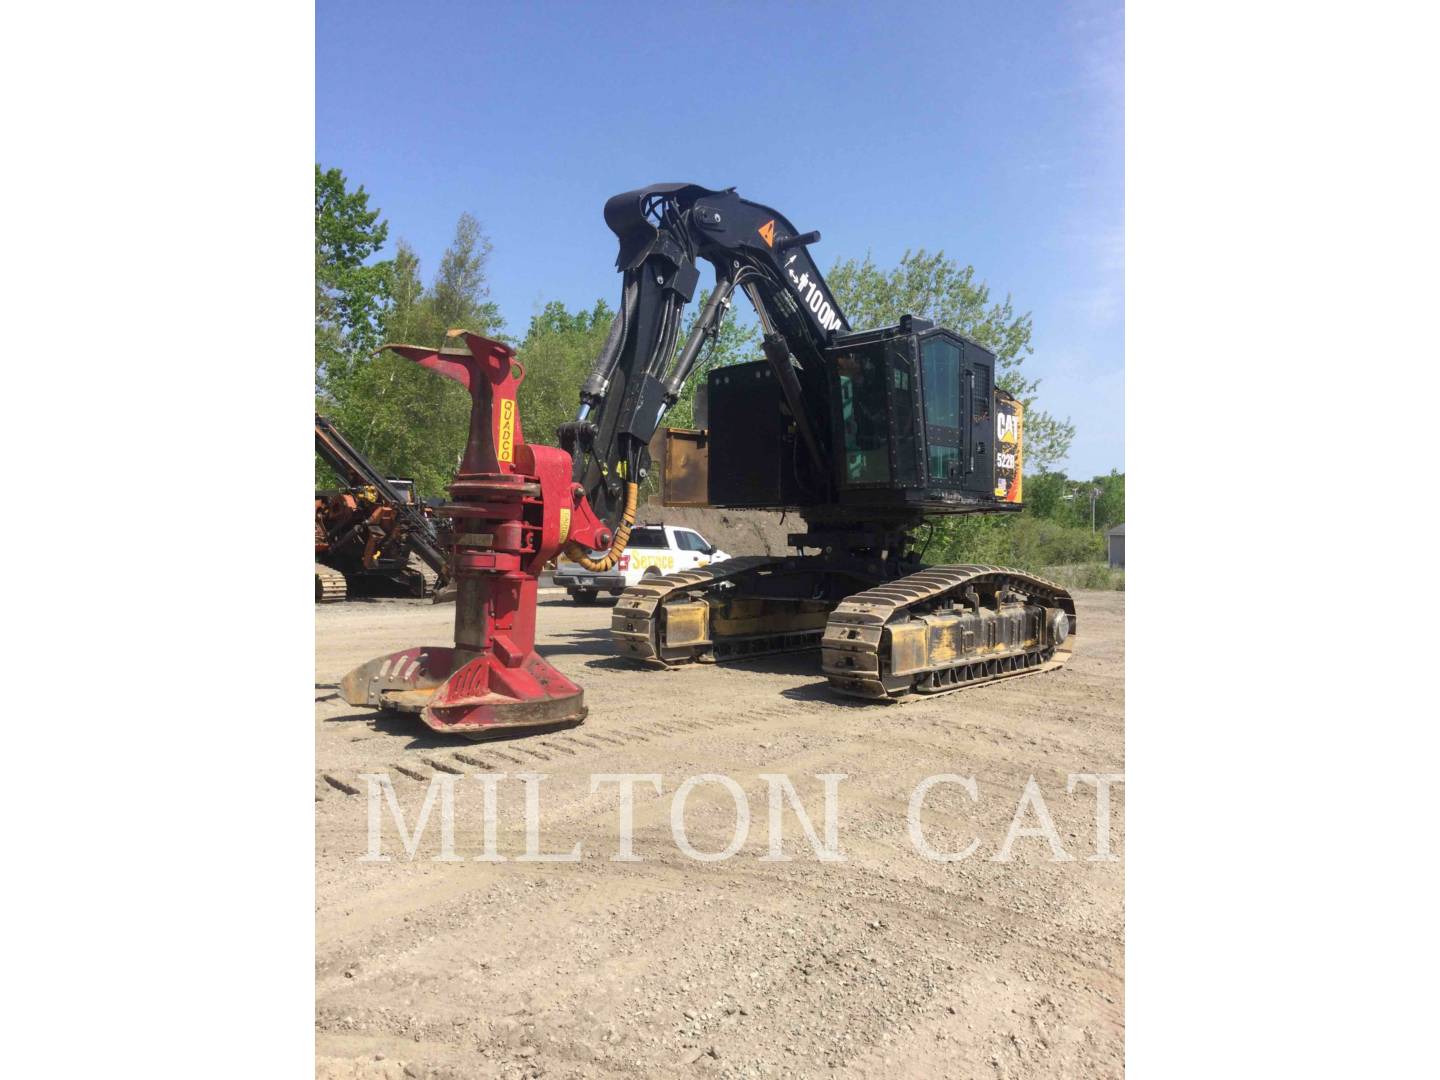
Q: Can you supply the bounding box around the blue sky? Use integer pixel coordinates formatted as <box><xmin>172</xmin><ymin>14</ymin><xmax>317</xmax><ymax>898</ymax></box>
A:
<box><xmin>318</xmin><ymin>0</ymin><xmax>1123</xmax><ymax>476</ymax></box>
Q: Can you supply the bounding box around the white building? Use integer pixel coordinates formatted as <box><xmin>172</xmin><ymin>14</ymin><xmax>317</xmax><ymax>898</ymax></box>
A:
<box><xmin>1106</xmin><ymin>524</ymin><xmax>1125</xmax><ymax>569</ymax></box>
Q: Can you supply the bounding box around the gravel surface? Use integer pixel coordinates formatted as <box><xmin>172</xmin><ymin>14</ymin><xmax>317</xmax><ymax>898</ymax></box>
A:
<box><xmin>315</xmin><ymin>591</ymin><xmax>1124</xmax><ymax>1078</ymax></box>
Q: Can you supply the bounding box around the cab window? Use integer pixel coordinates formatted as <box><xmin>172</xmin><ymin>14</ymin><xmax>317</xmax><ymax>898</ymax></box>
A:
<box><xmin>921</xmin><ymin>337</ymin><xmax>963</xmax><ymax>483</ymax></box>
<box><xmin>921</xmin><ymin>338</ymin><xmax>960</xmax><ymax>427</ymax></box>
<box><xmin>675</xmin><ymin>530</ymin><xmax>710</xmax><ymax>553</ymax></box>
<box><xmin>836</xmin><ymin>351</ymin><xmax>890</xmax><ymax>484</ymax></box>
<box><xmin>628</xmin><ymin>526</ymin><xmax>667</xmax><ymax>549</ymax></box>
<box><xmin>889</xmin><ymin>347</ymin><xmax>921</xmax><ymax>485</ymax></box>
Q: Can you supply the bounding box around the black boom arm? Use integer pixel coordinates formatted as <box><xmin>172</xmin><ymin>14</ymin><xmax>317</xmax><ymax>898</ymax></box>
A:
<box><xmin>560</xmin><ymin>183</ymin><xmax>850</xmax><ymax>526</ymax></box>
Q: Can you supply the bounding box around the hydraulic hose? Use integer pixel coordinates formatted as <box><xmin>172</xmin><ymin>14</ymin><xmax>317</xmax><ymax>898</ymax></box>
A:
<box><xmin>563</xmin><ymin>481</ymin><xmax>638</xmax><ymax>571</ymax></box>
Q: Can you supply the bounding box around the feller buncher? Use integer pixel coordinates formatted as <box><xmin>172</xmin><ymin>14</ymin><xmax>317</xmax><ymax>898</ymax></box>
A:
<box><xmin>338</xmin><ymin>184</ymin><xmax>1073</xmax><ymax>737</ymax></box>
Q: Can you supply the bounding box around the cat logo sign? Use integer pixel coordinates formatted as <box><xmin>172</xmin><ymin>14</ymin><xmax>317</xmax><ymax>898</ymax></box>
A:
<box><xmin>997</xmin><ymin>410</ymin><xmax>1020</xmax><ymax>444</ymax></box>
<box><xmin>757</xmin><ymin>219</ymin><xmax>776</xmax><ymax>247</ymax></box>
<box><xmin>994</xmin><ymin>396</ymin><xmax>1024</xmax><ymax>503</ymax></box>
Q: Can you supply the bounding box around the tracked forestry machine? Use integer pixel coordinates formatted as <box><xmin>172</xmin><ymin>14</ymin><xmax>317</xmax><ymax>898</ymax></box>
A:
<box><xmin>315</xmin><ymin>414</ymin><xmax>450</xmax><ymax>601</ymax></box>
<box><xmin>339</xmin><ymin>184</ymin><xmax>1074</xmax><ymax>737</ymax></box>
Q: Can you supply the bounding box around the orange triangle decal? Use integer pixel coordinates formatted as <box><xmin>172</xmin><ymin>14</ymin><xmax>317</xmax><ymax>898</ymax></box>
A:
<box><xmin>757</xmin><ymin>219</ymin><xmax>776</xmax><ymax>247</ymax></box>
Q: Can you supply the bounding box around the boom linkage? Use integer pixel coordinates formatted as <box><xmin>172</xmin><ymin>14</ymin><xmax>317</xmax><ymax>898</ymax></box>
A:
<box><xmin>560</xmin><ymin>184</ymin><xmax>848</xmax><ymax>532</ymax></box>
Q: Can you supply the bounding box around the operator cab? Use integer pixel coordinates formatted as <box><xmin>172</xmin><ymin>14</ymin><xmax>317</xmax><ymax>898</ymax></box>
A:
<box><xmin>385</xmin><ymin>477</ymin><xmax>417</xmax><ymax>505</ymax></box>
<box><xmin>824</xmin><ymin>319</ymin><xmax>1000</xmax><ymax>503</ymax></box>
<box><xmin>687</xmin><ymin>317</ymin><xmax>1021</xmax><ymax>518</ymax></box>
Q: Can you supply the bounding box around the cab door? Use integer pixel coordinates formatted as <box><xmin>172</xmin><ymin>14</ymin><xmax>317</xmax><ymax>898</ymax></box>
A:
<box><xmin>919</xmin><ymin>331</ymin><xmax>997</xmax><ymax>494</ymax></box>
<box><xmin>920</xmin><ymin>335</ymin><xmax>964</xmax><ymax>485</ymax></box>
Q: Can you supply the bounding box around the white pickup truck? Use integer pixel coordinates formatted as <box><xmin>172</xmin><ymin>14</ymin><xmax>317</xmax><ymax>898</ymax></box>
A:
<box><xmin>552</xmin><ymin>523</ymin><xmax>730</xmax><ymax>603</ymax></box>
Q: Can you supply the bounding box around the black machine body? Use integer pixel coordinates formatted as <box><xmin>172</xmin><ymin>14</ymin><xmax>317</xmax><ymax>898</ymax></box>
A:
<box><xmin>564</xmin><ymin>183</ymin><xmax>1024</xmax><ymax>549</ymax></box>
<box><xmin>705</xmin><ymin>319</ymin><xmax>1017</xmax><ymax>523</ymax></box>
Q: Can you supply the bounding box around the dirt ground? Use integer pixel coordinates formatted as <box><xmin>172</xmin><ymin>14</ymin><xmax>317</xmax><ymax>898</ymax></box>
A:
<box><xmin>315</xmin><ymin>590</ymin><xmax>1124</xmax><ymax>1079</ymax></box>
<box><xmin>629</xmin><ymin>503</ymin><xmax>794</xmax><ymax>557</ymax></box>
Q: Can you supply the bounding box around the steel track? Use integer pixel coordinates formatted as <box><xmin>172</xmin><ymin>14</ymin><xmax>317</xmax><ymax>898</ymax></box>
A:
<box><xmin>611</xmin><ymin>560</ymin><xmax>1076</xmax><ymax>701</ymax></box>
<box><xmin>610</xmin><ymin>555</ymin><xmax>783</xmax><ymax>665</ymax></box>
<box><xmin>821</xmin><ymin>565</ymin><xmax>1076</xmax><ymax>700</ymax></box>
<box><xmin>406</xmin><ymin>553</ymin><xmax>439</xmax><ymax>598</ymax></box>
<box><xmin>315</xmin><ymin>563</ymin><xmax>348</xmax><ymax>603</ymax></box>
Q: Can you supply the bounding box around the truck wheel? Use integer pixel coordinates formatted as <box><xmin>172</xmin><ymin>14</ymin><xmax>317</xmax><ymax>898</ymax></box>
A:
<box><xmin>570</xmin><ymin>589</ymin><xmax>599</xmax><ymax>605</ymax></box>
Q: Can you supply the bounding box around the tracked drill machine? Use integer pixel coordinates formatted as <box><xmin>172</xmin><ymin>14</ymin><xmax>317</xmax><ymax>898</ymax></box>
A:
<box><xmin>339</xmin><ymin>184</ymin><xmax>1073</xmax><ymax>737</ymax></box>
<box><xmin>315</xmin><ymin>414</ymin><xmax>450</xmax><ymax>601</ymax></box>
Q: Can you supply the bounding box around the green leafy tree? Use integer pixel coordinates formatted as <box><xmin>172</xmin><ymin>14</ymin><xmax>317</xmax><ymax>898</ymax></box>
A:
<box><xmin>430</xmin><ymin>213</ymin><xmax>503</xmax><ymax>331</ymax></box>
<box><xmin>320</xmin><ymin>212</ymin><xmax>505</xmax><ymax>497</ymax></box>
<box><xmin>1030</xmin><ymin>470</ymin><xmax>1125</xmax><ymax>532</ymax></box>
<box><xmin>378</xmin><ymin>242</ymin><xmax>426</xmax><ymax>346</ymax></box>
<box><xmin>827</xmin><ymin>250</ymin><xmax>1075</xmax><ymax>470</ymax></box>
<box><xmin>1068</xmin><ymin>471</ymin><xmax>1125</xmax><ymax>533</ymax></box>
<box><xmin>315</xmin><ymin>165</ymin><xmax>391</xmax><ymax>392</ymax></box>
<box><xmin>514</xmin><ymin>299</ymin><xmax>616</xmax><ymax>447</ymax></box>
<box><xmin>1021</xmin><ymin>470</ymin><xmax>1069</xmax><ymax>519</ymax></box>
<box><xmin>1094</xmin><ymin>471</ymin><xmax>1125</xmax><ymax>532</ymax></box>
<box><xmin>922</xmin><ymin>515</ymin><xmax>1016</xmax><ymax>566</ymax></box>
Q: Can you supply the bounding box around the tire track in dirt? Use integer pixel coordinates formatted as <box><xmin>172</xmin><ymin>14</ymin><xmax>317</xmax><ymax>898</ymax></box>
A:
<box><xmin>315</xmin><ymin>589</ymin><xmax>1125</xmax><ymax>1078</ymax></box>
